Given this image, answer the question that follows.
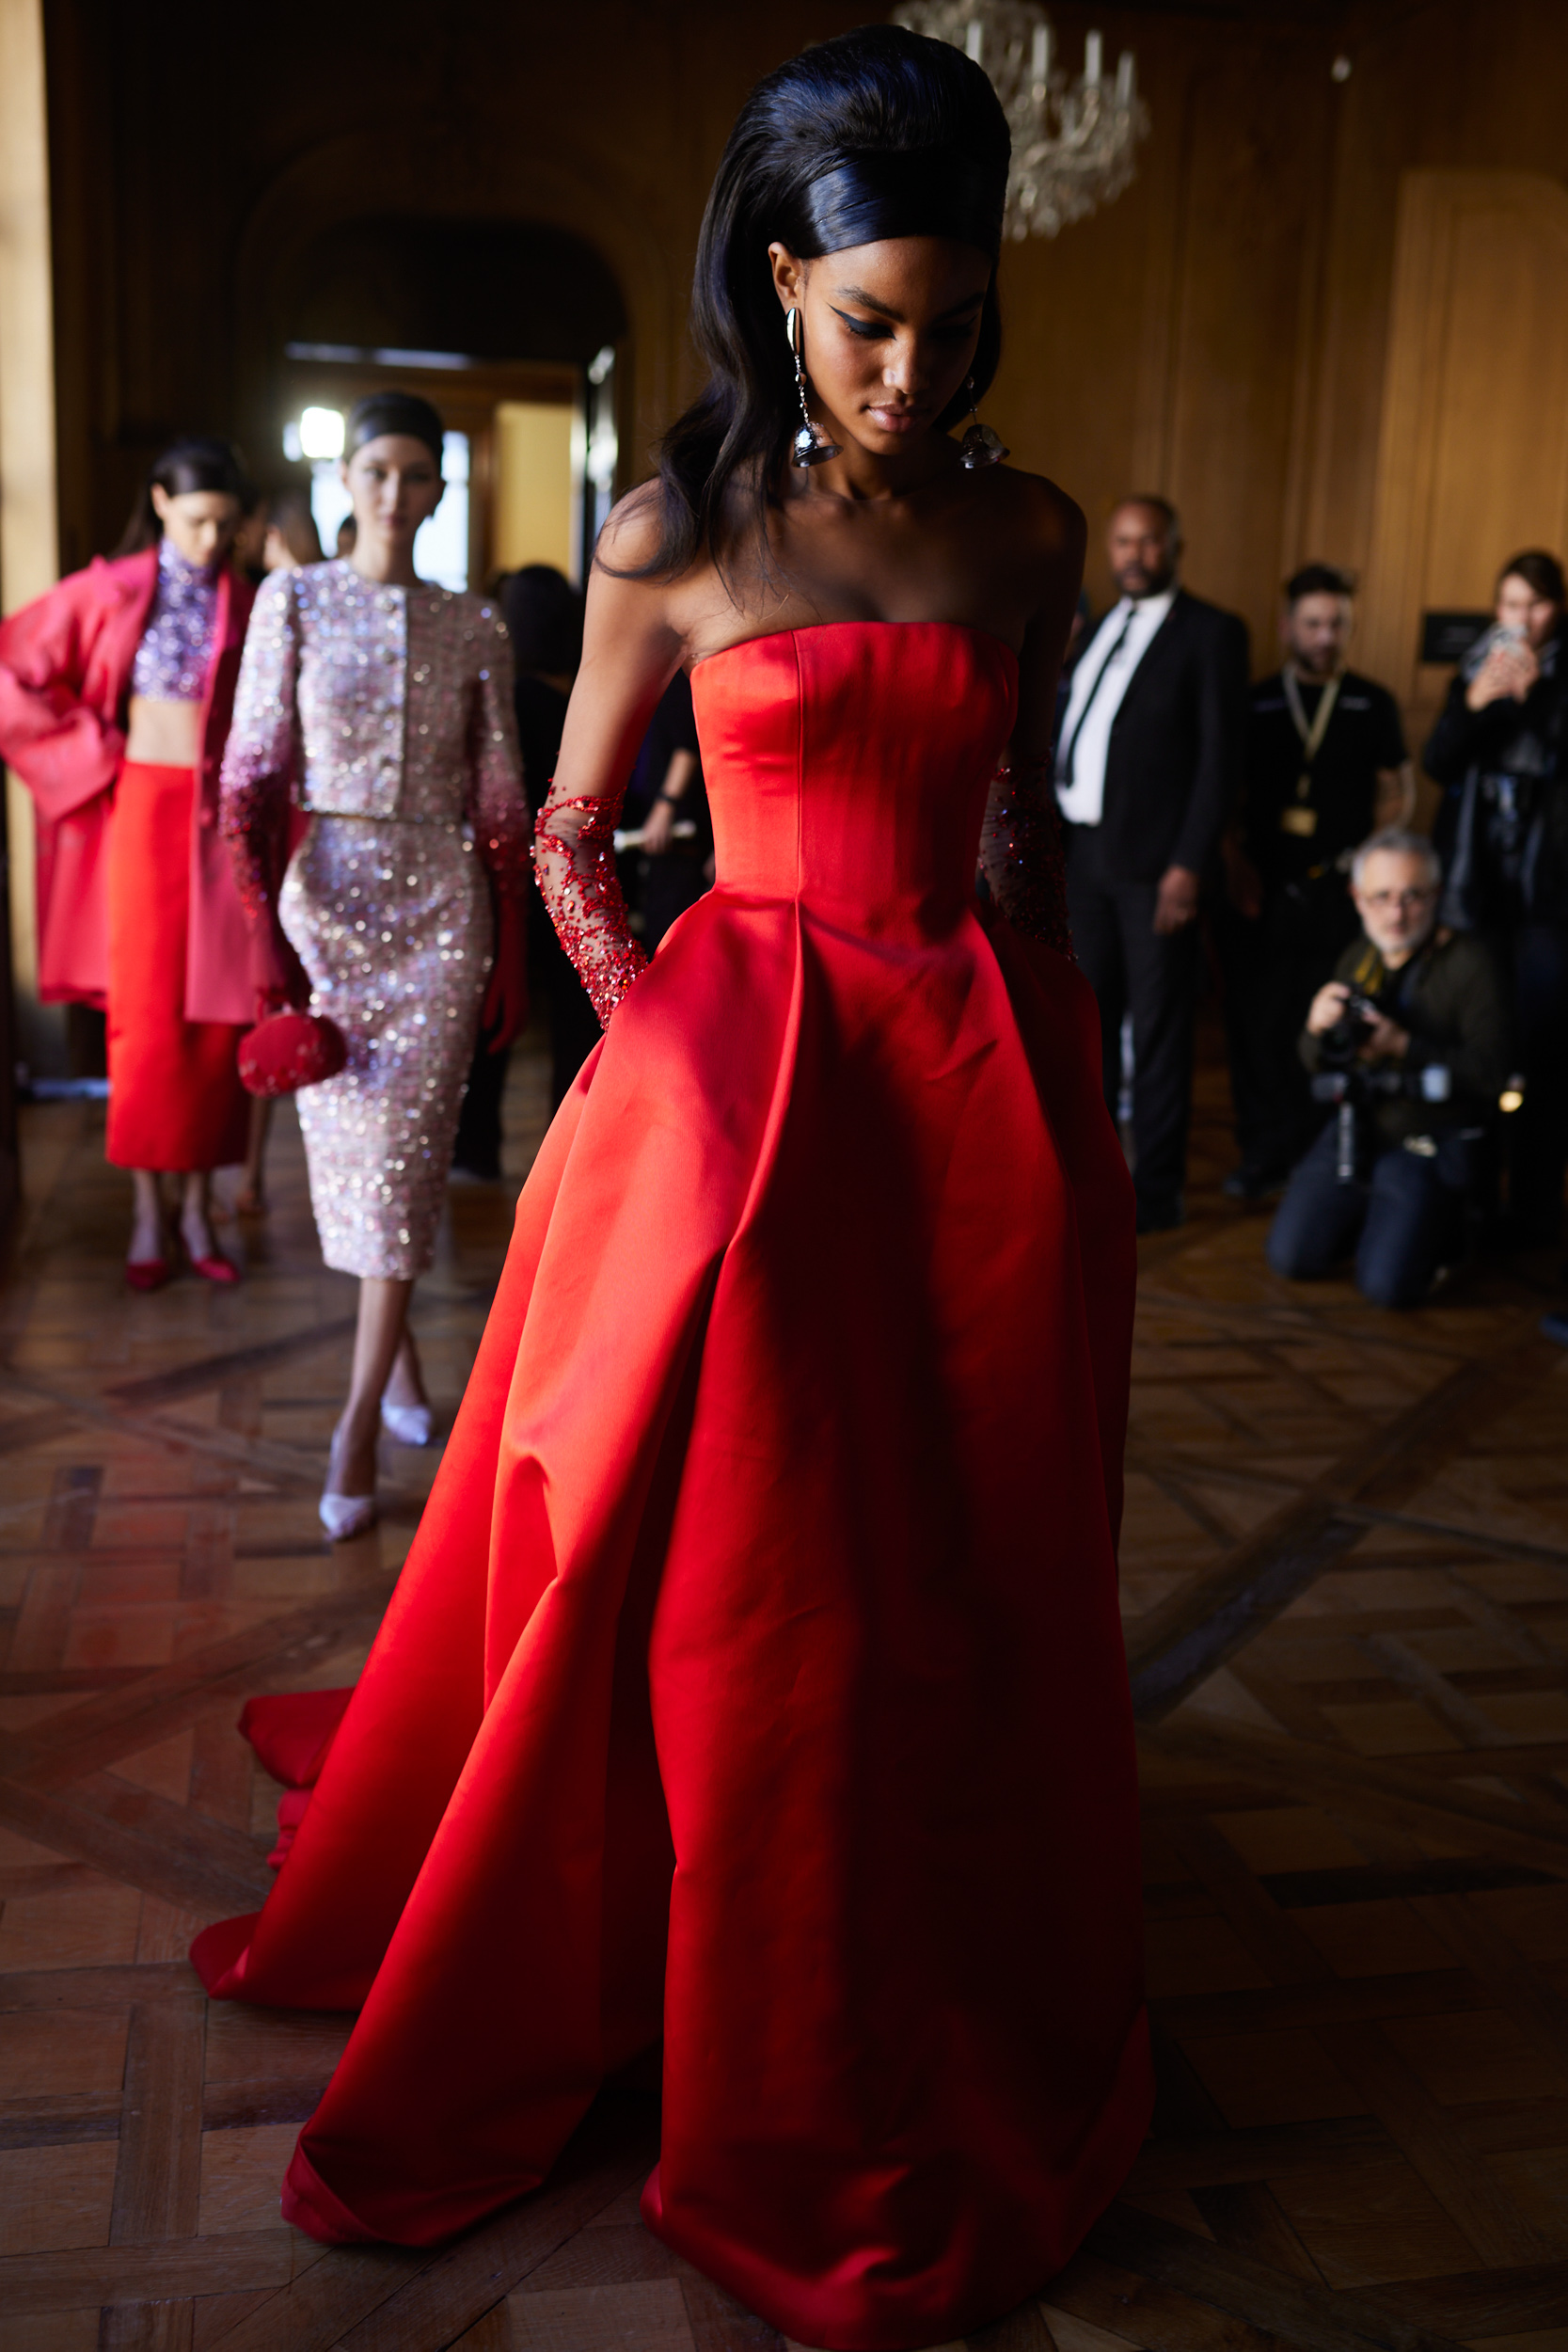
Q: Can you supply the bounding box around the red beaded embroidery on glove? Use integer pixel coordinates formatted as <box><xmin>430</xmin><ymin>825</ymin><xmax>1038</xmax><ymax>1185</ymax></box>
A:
<box><xmin>533</xmin><ymin>780</ymin><xmax>649</xmax><ymax>1027</ymax></box>
<box><xmin>979</xmin><ymin>755</ymin><xmax>1075</xmax><ymax>962</ymax></box>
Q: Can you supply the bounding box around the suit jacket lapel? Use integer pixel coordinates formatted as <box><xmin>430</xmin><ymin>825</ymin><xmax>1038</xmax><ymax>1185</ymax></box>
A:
<box><xmin>1108</xmin><ymin>588</ymin><xmax>1186</xmax><ymax>725</ymax></box>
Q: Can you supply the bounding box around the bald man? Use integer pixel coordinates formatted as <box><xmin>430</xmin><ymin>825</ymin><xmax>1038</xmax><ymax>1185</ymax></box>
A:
<box><xmin>1055</xmin><ymin>498</ymin><xmax>1249</xmax><ymax>1231</ymax></box>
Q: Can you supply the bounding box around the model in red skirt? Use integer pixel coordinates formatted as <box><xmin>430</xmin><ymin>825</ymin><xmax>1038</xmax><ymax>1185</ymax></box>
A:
<box><xmin>0</xmin><ymin>437</ymin><xmax>259</xmax><ymax>1287</ymax></box>
<box><xmin>106</xmin><ymin>759</ymin><xmax>247</xmax><ymax>1178</ymax></box>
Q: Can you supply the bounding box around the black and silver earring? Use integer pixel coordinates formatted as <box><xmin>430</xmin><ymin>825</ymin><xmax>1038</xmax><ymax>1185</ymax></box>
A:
<box><xmin>786</xmin><ymin>308</ymin><xmax>842</xmax><ymax>468</ymax></box>
<box><xmin>959</xmin><ymin>377</ymin><xmax>1009</xmax><ymax>470</ymax></box>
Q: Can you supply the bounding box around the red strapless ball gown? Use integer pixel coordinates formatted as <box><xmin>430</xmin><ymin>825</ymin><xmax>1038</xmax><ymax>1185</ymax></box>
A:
<box><xmin>192</xmin><ymin>622</ymin><xmax>1152</xmax><ymax>2352</ymax></box>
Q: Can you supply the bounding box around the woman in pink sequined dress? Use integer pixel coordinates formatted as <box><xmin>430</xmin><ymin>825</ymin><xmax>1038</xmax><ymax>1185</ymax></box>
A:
<box><xmin>221</xmin><ymin>392</ymin><xmax>530</xmax><ymax>1538</ymax></box>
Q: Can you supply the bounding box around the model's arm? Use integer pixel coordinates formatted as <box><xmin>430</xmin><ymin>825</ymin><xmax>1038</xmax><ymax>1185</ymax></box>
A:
<box><xmin>0</xmin><ymin>580</ymin><xmax>122</xmax><ymax>820</ymax></box>
<box><xmin>536</xmin><ymin>491</ymin><xmax>687</xmax><ymax>1025</ymax></box>
<box><xmin>218</xmin><ymin>572</ymin><xmax>309</xmax><ymax>1010</ymax></box>
<box><xmin>977</xmin><ymin>482</ymin><xmax>1085</xmax><ymax>959</ymax></box>
<box><xmin>467</xmin><ymin>612</ymin><xmax>531</xmax><ymax>892</ymax></box>
<box><xmin>467</xmin><ymin>612</ymin><xmax>532</xmax><ymax>1050</ymax></box>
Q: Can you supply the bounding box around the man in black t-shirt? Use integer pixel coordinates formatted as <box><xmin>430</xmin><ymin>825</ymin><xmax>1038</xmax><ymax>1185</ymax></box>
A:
<box><xmin>1219</xmin><ymin>564</ymin><xmax>1412</xmax><ymax>1196</ymax></box>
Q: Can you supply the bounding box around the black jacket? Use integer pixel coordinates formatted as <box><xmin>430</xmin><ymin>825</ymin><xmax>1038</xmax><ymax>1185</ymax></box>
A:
<box><xmin>1070</xmin><ymin>587</ymin><xmax>1250</xmax><ymax>882</ymax></box>
<box><xmin>1423</xmin><ymin>643</ymin><xmax>1568</xmax><ymax>928</ymax></box>
<box><xmin>1299</xmin><ymin>930</ymin><xmax>1512</xmax><ymax>1146</ymax></box>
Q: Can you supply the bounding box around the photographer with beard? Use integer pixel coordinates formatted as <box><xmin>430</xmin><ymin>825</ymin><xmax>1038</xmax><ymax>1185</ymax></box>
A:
<box><xmin>1220</xmin><ymin>564</ymin><xmax>1412</xmax><ymax>1199</ymax></box>
<box><xmin>1424</xmin><ymin>548</ymin><xmax>1568</xmax><ymax>1245</ymax></box>
<box><xmin>1266</xmin><ymin>831</ymin><xmax>1510</xmax><ymax>1307</ymax></box>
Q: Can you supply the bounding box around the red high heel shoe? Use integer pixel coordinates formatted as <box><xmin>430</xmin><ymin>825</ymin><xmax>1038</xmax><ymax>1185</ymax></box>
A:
<box><xmin>189</xmin><ymin>1248</ymin><xmax>241</xmax><ymax>1286</ymax></box>
<box><xmin>124</xmin><ymin>1257</ymin><xmax>174</xmax><ymax>1293</ymax></box>
<box><xmin>180</xmin><ymin>1221</ymin><xmax>242</xmax><ymax>1285</ymax></box>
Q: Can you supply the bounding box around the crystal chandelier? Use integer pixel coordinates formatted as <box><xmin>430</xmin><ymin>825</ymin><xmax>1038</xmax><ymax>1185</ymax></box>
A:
<box><xmin>894</xmin><ymin>0</ymin><xmax>1149</xmax><ymax>240</ymax></box>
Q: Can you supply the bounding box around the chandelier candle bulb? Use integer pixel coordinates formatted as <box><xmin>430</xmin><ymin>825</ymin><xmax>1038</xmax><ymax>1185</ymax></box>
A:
<box><xmin>895</xmin><ymin>0</ymin><xmax>1149</xmax><ymax>237</ymax></box>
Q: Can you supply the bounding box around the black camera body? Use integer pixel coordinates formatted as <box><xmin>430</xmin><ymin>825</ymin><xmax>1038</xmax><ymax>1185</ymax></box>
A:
<box><xmin>1317</xmin><ymin>986</ymin><xmax>1384</xmax><ymax>1067</ymax></box>
<box><xmin>1310</xmin><ymin>1060</ymin><xmax>1453</xmax><ymax>1182</ymax></box>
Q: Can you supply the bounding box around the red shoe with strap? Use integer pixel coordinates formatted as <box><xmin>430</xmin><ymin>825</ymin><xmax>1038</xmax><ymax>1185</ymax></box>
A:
<box><xmin>189</xmin><ymin>1250</ymin><xmax>241</xmax><ymax>1286</ymax></box>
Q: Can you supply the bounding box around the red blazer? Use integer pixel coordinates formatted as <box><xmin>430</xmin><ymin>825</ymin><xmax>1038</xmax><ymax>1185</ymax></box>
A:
<box><xmin>0</xmin><ymin>548</ymin><xmax>256</xmax><ymax>1021</ymax></box>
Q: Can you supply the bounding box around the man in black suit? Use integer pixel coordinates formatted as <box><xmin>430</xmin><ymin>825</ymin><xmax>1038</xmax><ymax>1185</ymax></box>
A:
<box><xmin>1055</xmin><ymin>497</ymin><xmax>1250</xmax><ymax>1231</ymax></box>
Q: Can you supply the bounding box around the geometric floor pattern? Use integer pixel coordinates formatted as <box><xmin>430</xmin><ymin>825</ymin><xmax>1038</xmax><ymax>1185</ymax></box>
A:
<box><xmin>1</xmin><ymin>1023</ymin><xmax>1565</xmax><ymax>2350</ymax></box>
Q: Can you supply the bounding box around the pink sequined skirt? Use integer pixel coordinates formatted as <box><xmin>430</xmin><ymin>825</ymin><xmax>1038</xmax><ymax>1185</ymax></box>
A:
<box><xmin>281</xmin><ymin>814</ymin><xmax>492</xmax><ymax>1279</ymax></box>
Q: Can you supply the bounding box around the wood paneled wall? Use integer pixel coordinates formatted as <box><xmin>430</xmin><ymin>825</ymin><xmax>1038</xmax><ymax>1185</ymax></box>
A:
<box><xmin>35</xmin><ymin>0</ymin><xmax>1568</xmax><ymax>684</ymax></box>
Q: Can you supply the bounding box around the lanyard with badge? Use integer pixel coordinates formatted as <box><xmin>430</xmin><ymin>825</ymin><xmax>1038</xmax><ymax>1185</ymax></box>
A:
<box><xmin>1278</xmin><ymin>668</ymin><xmax>1343</xmax><ymax>837</ymax></box>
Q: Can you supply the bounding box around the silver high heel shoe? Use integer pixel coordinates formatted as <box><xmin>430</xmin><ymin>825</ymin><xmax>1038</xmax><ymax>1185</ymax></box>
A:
<box><xmin>319</xmin><ymin>1489</ymin><xmax>377</xmax><ymax>1541</ymax></box>
<box><xmin>321</xmin><ymin>1420</ymin><xmax>377</xmax><ymax>1540</ymax></box>
<box><xmin>380</xmin><ymin>1400</ymin><xmax>434</xmax><ymax>1447</ymax></box>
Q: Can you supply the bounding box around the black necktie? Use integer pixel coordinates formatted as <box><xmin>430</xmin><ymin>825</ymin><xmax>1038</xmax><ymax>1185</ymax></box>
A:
<box><xmin>1061</xmin><ymin>610</ymin><xmax>1135</xmax><ymax>784</ymax></box>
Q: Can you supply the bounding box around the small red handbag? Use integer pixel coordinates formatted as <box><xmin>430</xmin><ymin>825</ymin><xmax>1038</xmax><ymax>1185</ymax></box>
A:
<box><xmin>238</xmin><ymin>1009</ymin><xmax>348</xmax><ymax>1098</ymax></box>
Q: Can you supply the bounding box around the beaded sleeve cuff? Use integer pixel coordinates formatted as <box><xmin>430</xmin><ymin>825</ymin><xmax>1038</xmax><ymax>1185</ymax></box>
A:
<box><xmin>979</xmin><ymin>755</ymin><xmax>1075</xmax><ymax>963</ymax></box>
<box><xmin>533</xmin><ymin>780</ymin><xmax>649</xmax><ymax>1027</ymax></box>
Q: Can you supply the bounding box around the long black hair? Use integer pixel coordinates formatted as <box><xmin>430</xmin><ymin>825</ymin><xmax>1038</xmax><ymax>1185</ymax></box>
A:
<box><xmin>115</xmin><ymin>435</ymin><xmax>253</xmax><ymax>556</ymax></box>
<box><xmin>625</xmin><ymin>24</ymin><xmax>1009</xmax><ymax>582</ymax></box>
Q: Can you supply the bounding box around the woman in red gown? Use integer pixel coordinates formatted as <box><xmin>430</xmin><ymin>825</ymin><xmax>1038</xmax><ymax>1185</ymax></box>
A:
<box><xmin>193</xmin><ymin>27</ymin><xmax>1151</xmax><ymax>2346</ymax></box>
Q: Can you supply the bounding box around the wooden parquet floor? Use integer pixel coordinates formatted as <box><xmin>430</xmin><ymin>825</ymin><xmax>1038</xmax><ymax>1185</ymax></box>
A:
<box><xmin>0</xmin><ymin>1025</ymin><xmax>1565</xmax><ymax>2352</ymax></box>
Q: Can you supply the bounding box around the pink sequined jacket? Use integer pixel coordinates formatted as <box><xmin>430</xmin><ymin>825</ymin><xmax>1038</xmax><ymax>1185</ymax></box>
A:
<box><xmin>219</xmin><ymin>561</ymin><xmax>530</xmax><ymax>999</ymax></box>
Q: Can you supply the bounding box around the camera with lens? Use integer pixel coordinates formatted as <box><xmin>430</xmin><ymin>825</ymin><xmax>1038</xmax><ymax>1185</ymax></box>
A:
<box><xmin>1310</xmin><ymin>1055</ymin><xmax>1453</xmax><ymax>1184</ymax></box>
<box><xmin>1316</xmin><ymin>986</ymin><xmax>1383</xmax><ymax>1067</ymax></box>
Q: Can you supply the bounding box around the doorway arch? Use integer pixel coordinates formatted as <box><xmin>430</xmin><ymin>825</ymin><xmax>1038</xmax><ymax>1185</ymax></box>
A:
<box><xmin>284</xmin><ymin>215</ymin><xmax>626</xmax><ymax>362</ymax></box>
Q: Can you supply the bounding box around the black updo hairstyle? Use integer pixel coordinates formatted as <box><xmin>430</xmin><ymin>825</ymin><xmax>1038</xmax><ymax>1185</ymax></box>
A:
<box><xmin>346</xmin><ymin>390</ymin><xmax>447</xmax><ymax>467</ymax></box>
<box><xmin>626</xmin><ymin>24</ymin><xmax>1009</xmax><ymax>582</ymax></box>
<box><xmin>115</xmin><ymin>435</ymin><xmax>254</xmax><ymax>556</ymax></box>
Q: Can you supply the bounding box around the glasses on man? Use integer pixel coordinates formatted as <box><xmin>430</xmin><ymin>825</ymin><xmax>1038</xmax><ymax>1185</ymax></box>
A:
<box><xmin>1359</xmin><ymin>887</ymin><xmax>1436</xmax><ymax>911</ymax></box>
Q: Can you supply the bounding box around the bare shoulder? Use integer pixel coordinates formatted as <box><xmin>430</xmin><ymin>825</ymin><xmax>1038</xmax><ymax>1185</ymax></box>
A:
<box><xmin>594</xmin><ymin>481</ymin><xmax>667</xmax><ymax>580</ymax></box>
<box><xmin>994</xmin><ymin>464</ymin><xmax>1085</xmax><ymax>564</ymax></box>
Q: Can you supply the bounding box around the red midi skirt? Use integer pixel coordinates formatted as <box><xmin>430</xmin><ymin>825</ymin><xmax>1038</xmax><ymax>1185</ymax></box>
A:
<box><xmin>105</xmin><ymin>761</ymin><xmax>247</xmax><ymax>1172</ymax></box>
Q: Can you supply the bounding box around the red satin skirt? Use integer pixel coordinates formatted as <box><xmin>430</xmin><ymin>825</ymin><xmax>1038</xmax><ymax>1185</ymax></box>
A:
<box><xmin>105</xmin><ymin>761</ymin><xmax>247</xmax><ymax>1172</ymax></box>
<box><xmin>190</xmin><ymin>622</ymin><xmax>1152</xmax><ymax>2349</ymax></box>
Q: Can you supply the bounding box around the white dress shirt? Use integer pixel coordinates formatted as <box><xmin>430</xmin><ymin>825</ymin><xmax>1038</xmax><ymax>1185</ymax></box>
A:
<box><xmin>1053</xmin><ymin>589</ymin><xmax>1177</xmax><ymax>827</ymax></box>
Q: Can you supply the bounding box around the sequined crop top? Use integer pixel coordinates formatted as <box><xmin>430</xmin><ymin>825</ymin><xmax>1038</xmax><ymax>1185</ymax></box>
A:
<box><xmin>220</xmin><ymin>560</ymin><xmax>531</xmax><ymax>914</ymax></box>
<box><xmin>129</xmin><ymin>537</ymin><xmax>219</xmax><ymax>702</ymax></box>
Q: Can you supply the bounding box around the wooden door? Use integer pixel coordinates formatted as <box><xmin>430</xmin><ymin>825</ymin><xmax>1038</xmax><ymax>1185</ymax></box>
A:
<box><xmin>1360</xmin><ymin>169</ymin><xmax>1568</xmax><ymax>778</ymax></box>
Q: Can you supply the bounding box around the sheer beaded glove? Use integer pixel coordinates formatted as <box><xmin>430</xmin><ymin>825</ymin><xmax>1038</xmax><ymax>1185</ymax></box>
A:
<box><xmin>533</xmin><ymin>778</ymin><xmax>649</xmax><ymax>1027</ymax></box>
<box><xmin>979</xmin><ymin>755</ymin><xmax>1075</xmax><ymax>963</ymax></box>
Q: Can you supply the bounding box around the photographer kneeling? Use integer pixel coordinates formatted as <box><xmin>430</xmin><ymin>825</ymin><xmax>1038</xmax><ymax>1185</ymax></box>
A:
<box><xmin>1266</xmin><ymin>831</ymin><xmax>1510</xmax><ymax>1307</ymax></box>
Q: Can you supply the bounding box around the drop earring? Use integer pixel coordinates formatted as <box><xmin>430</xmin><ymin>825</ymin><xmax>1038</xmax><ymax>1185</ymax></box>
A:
<box><xmin>959</xmin><ymin>378</ymin><xmax>1009</xmax><ymax>470</ymax></box>
<box><xmin>786</xmin><ymin>308</ymin><xmax>842</xmax><ymax>468</ymax></box>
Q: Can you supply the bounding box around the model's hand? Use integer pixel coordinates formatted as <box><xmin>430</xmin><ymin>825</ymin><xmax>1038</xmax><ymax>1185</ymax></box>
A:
<box><xmin>482</xmin><ymin>900</ymin><xmax>530</xmax><ymax>1052</ymax></box>
<box><xmin>1358</xmin><ymin>1013</ymin><xmax>1410</xmax><ymax>1061</ymax></box>
<box><xmin>1152</xmin><ymin>865</ymin><xmax>1200</xmax><ymax>935</ymax></box>
<box><xmin>256</xmin><ymin>936</ymin><xmax>312</xmax><ymax>1021</ymax></box>
<box><xmin>641</xmin><ymin>796</ymin><xmax>675</xmax><ymax>855</ymax></box>
<box><xmin>1307</xmin><ymin>981</ymin><xmax>1351</xmax><ymax>1036</ymax></box>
